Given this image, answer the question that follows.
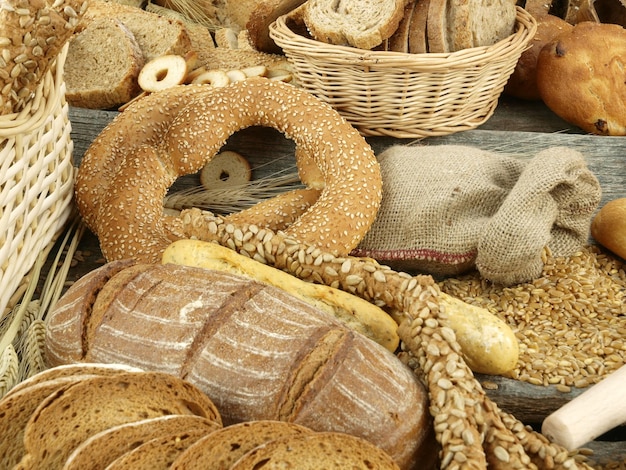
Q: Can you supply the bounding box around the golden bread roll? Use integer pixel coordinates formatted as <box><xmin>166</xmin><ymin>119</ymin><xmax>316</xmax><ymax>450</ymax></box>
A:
<box><xmin>591</xmin><ymin>198</ymin><xmax>626</xmax><ymax>260</ymax></box>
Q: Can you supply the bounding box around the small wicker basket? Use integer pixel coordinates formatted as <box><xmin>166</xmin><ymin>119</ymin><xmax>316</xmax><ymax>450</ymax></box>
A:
<box><xmin>0</xmin><ymin>44</ymin><xmax>75</xmax><ymax>320</ymax></box>
<box><xmin>270</xmin><ymin>7</ymin><xmax>537</xmax><ymax>138</ymax></box>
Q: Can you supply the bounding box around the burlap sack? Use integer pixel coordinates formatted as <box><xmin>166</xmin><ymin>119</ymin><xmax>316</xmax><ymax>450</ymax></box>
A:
<box><xmin>353</xmin><ymin>145</ymin><xmax>601</xmax><ymax>286</ymax></box>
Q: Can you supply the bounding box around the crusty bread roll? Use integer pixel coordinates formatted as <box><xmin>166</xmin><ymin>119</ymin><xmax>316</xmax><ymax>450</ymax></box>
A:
<box><xmin>591</xmin><ymin>198</ymin><xmax>626</xmax><ymax>260</ymax></box>
<box><xmin>44</xmin><ymin>261</ymin><xmax>433</xmax><ymax>470</ymax></box>
<box><xmin>536</xmin><ymin>21</ymin><xmax>626</xmax><ymax>135</ymax></box>
<box><xmin>504</xmin><ymin>13</ymin><xmax>573</xmax><ymax>101</ymax></box>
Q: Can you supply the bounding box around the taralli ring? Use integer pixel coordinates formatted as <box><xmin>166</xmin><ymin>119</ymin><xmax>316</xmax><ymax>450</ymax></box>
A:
<box><xmin>200</xmin><ymin>150</ymin><xmax>252</xmax><ymax>190</ymax></box>
<box><xmin>75</xmin><ymin>78</ymin><xmax>382</xmax><ymax>264</ymax></box>
<box><xmin>138</xmin><ymin>54</ymin><xmax>188</xmax><ymax>92</ymax></box>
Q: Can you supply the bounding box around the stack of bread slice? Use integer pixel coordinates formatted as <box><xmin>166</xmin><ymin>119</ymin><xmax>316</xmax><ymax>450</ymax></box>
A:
<box><xmin>301</xmin><ymin>0</ymin><xmax>518</xmax><ymax>53</ymax></box>
<box><xmin>1</xmin><ymin>365</ymin><xmax>403</xmax><ymax>469</ymax></box>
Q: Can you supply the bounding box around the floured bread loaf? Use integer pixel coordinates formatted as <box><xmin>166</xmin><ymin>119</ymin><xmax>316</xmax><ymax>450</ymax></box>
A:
<box><xmin>302</xmin><ymin>0</ymin><xmax>410</xmax><ymax>49</ymax></box>
<box><xmin>45</xmin><ymin>261</ymin><xmax>433</xmax><ymax>470</ymax></box>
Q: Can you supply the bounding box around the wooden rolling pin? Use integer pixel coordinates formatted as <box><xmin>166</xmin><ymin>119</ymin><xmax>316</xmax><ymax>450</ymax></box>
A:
<box><xmin>541</xmin><ymin>364</ymin><xmax>626</xmax><ymax>450</ymax></box>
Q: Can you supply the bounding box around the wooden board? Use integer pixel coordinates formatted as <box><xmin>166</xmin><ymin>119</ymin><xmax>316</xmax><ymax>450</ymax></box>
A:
<box><xmin>63</xmin><ymin>96</ymin><xmax>626</xmax><ymax>465</ymax></box>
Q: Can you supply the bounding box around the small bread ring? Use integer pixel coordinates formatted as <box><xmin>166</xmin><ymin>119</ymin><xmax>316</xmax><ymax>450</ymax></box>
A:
<box><xmin>138</xmin><ymin>54</ymin><xmax>188</xmax><ymax>92</ymax></box>
<box><xmin>200</xmin><ymin>150</ymin><xmax>252</xmax><ymax>190</ymax></box>
<box><xmin>190</xmin><ymin>69</ymin><xmax>230</xmax><ymax>87</ymax></box>
<box><xmin>75</xmin><ymin>78</ymin><xmax>382</xmax><ymax>263</ymax></box>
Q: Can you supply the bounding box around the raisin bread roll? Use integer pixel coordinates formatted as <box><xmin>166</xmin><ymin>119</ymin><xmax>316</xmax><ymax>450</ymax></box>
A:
<box><xmin>536</xmin><ymin>21</ymin><xmax>626</xmax><ymax>135</ymax></box>
<box><xmin>45</xmin><ymin>261</ymin><xmax>433</xmax><ymax>470</ymax></box>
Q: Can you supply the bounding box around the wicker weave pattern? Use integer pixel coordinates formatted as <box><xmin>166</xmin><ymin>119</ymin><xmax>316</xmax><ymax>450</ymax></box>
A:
<box><xmin>0</xmin><ymin>44</ymin><xmax>74</xmax><ymax>318</ymax></box>
<box><xmin>270</xmin><ymin>7</ymin><xmax>537</xmax><ymax>138</ymax></box>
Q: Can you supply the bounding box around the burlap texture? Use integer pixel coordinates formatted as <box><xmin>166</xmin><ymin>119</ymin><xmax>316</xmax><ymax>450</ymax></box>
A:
<box><xmin>353</xmin><ymin>145</ymin><xmax>601</xmax><ymax>286</ymax></box>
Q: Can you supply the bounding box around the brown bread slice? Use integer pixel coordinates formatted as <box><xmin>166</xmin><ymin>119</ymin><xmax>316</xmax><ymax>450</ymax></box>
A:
<box><xmin>171</xmin><ymin>420</ymin><xmax>314</xmax><ymax>470</ymax></box>
<box><xmin>4</xmin><ymin>363</ymin><xmax>141</xmax><ymax>399</ymax></box>
<box><xmin>388</xmin><ymin>1</ymin><xmax>418</xmax><ymax>52</ymax></box>
<box><xmin>229</xmin><ymin>431</ymin><xmax>401</xmax><ymax>469</ymax></box>
<box><xmin>427</xmin><ymin>0</ymin><xmax>449</xmax><ymax>52</ymax></box>
<box><xmin>409</xmin><ymin>0</ymin><xmax>430</xmax><ymax>53</ymax></box>
<box><xmin>83</xmin><ymin>0</ymin><xmax>192</xmax><ymax>62</ymax></box>
<box><xmin>447</xmin><ymin>0</ymin><xmax>517</xmax><ymax>51</ymax></box>
<box><xmin>64</xmin><ymin>415</ymin><xmax>222</xmax><ymax>470</ymax></box>
<box><xmin>99</xmin><ymin>428</ymin><xmax>214</xmax><ymax>470</ymax></box>
<box><xmin>15</xmin><ymin>371</ymin><xmax>221</xmax><ymax>469</ymax></box>
<box><xmin>65</xmin><ymin>17</ymin><xmax>144</xmax><ymax>109</ymax></box>
<box><xmin>302</xmin><ymin>0</ymin><xmax>410</xmax><ymax>49</ymax></box>
<box><xmin>0</xmin><ymin>377</ymin><xmax>91</xmax><ymax>469</ymax></box>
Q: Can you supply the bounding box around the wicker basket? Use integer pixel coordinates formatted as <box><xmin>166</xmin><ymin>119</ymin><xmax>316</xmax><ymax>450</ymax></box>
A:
<box><xmin>269</xmin><ymin>7</ymin><xmax>537</xmax><ymax>138</ymax></box>
<box><xmin>0</xmin><ymin>43</ymin><xmax>75</xmax><ymax>320</ymax></box>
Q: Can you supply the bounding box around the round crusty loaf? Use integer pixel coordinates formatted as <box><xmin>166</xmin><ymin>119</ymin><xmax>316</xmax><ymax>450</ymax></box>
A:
<box><xmin>591</xmin><ymin>198</ymin><xmax>626</xmax><ymax>260</ymax></box>
<box><xmin>229</xmin><ymin>431</ymin><xmax>401</xmax><ymax>469</ymax></box>
<box><xmin>171</xmin><ymin>420</ymin><xmax>314</xmax><ymax>470</ymax></box>
<box><xmin>536</xmin><ymin>21</ymin><xmax>626</xmax><ymax>135</ymax></box>
<box><xmin>15</xmin><ymin>371</ymin><xmax>222</xmax><ymax>469</ymax></box>
<box><xmin>504</xmin><ymin>13</ymin><xmax>573</xmax><ymax>101</ymax></box>
<box><xmin>45</xmin><ymin>261</ymin><xmax>432</xmax><ymax>470</ymax></box>
<box><xmin>0</xmin><ymin>0</ymin><xmax>87</xmax><ymax>115</ymax></box>
<box><xmin>64</xmin><ymin>415</ymin><xmax>222</xmax><ymax>470</ymax></box>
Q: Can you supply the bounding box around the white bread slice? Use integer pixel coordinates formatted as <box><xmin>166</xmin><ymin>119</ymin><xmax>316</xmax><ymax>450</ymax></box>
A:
<box><xmin>65</xmin><ymin>415</ymin><xmax>221</xmax><ymax>470</ymax></box>
<box><xmin>427</xmin><ymin>0</ymin><xmax>449</xmax><ymax>52</ymax></box>
<box><xmin>229</xmin><ymin>432</ymin><xmax>401</xmax><ymax>469</ymax></box>
<box><xmin>84</xmin><ymin>0</ymin><xmax>192</xmax><ymax>62</ymax></box>
<box><xmin>470</xmin><ymin>0</ymin><xmax>517</xmax><ymax>47</ymax></box>
<box><xmin>302</xmin><ymin>0</ymin><xmax>410</xmax><ymax>49</ymax></box>
<box><xmin>65</xmin><ymin>17</ymin><xmax>144</xmax><ymax>109</ymax></box>
<box><xmin>171</xmin><ymin>420</ymin><xmax>314</xmax><ymax>470</ymax></box>
<box><xmin>15</xmin><ymin>372</ymin><xmax>221</xmax><ymax>470</ymax></box>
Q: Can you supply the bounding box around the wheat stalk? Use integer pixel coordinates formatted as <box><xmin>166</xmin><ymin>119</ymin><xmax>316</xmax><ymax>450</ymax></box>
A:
<box><xmin>164</xmin><ymin>168</ymin><xmax>304</xmax><ymax>214</ymax></box>
<box><xmin>146</xmin><ymin>0</ymin><xmax>218</xmax><ymax>30</ymax></box>
<box><xmin>0</xmin><ymin>345</ymin><xmax>19</xmax><ymax>397</ymax></box>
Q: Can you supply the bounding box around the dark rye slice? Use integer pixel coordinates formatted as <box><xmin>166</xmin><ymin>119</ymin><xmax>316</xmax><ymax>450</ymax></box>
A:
<box><xmin>229</xmin><ymin>431</ymin><xmax>401</xmax><ymax>469</ymax></box>
<box><xmin>409</xmin><ymin>0</ymin><xmax>430</xmax><ymax>53</ymax></box>
<box><xmin>15</xmin><ymin>371</ymin><xmax>222</xmax><ymax>470</ymax></box>
<box><xmin>171</xmin><ymin>420</ymin><xmax>314</xmax><ymax>470</ymax></box>
<box><xmin>64</xmin><ymin>415</ymin><xmax>222</xmax><ymax>470</ymax></box>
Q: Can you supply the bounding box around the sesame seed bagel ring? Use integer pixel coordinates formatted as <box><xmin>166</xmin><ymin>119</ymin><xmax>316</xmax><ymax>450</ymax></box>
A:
<box><xmin>75</xmin><ymin>78</ymin><xmax>382</xmax><ymax>264</ymax></box>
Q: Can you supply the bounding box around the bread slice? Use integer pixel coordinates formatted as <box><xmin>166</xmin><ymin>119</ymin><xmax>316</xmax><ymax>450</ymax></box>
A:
<box><xmin>427</xmin><ymin>0</ymin><xmax>449</xmax><ymax>52</ymax></box>
<box><xmin>84</xmin><ymin>0</ymin><xmax>192</xmax><ymax>62</ymax></box>
<box><xmin>15</xmin><ymin>371</ymin><xmax>222</xmax><ymax>469</ymax></box>
<box><xmin>171</xmin><ymin>420</ymin><xmax>314</xmax><ymax>470</ymax></box>
<box><xmin>64</xmin><ymin>415</ymin><xmax>220</xmax><ymax>470</ymax></box>
<box><xmin>4</xmin><ymin>363</ymin><xmax>142</xmax><ymax>399</ymax></box>
<box><xmin>0</xmin><ymin>377</ymin><xmax>91</xmax><ymax>469</ymax></box>
<box><xmin>65</xmin><ymin>17</ymin><xmax>144</xmax><ymax>109</ymax></box>
<box><xmin>302</xmin><ymin>0</ymin><xmax>410</xmax><ymax>49</ymax></box>
<box><xmin>388</xmin><ymin>0</ymin><xmax>418</xmax><ymax>52</ymax></box>
<box><xmin>469</xmin><ymin>0</ymin><xmax>517</xmax><ymax>47</ymax></box>
<box><xmin>409</xmin><ymin>0</ymin><xmax>430</xmax><ymax>53</ymax></box>
<box><xmin>229</xmin><ymin>431</ymin><xmax>401</xmax><ymax>469</ymax></box>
